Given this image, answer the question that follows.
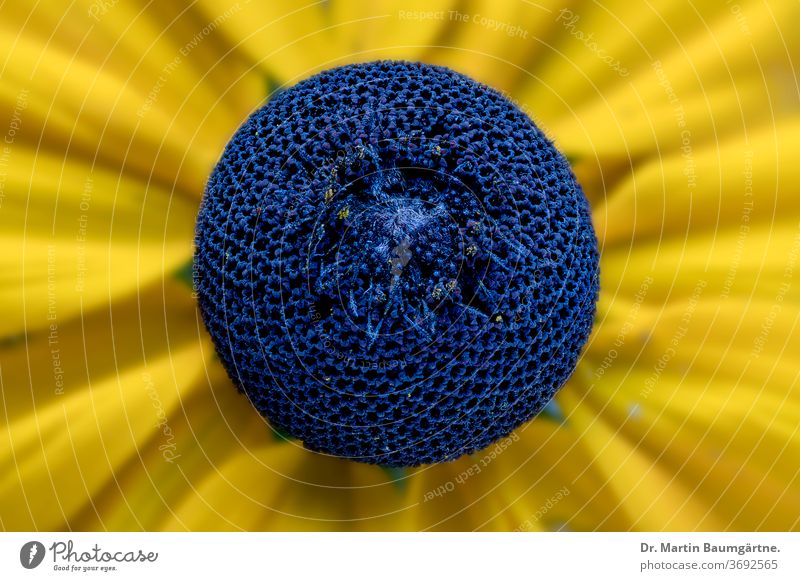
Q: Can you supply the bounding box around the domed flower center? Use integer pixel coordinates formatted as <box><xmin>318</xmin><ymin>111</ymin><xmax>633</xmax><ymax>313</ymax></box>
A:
<box><xmin>194</xmin><ymin>61</ymin><xmax>599</xmax><ymax>466</ymax></box>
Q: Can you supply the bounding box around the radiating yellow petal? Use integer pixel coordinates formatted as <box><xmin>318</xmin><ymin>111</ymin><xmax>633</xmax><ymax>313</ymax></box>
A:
<box><xmin>406</xmin><ymin>420</ymin><xmax>631</xmax><ymax>531</ymax></box>
<box><xmin>330</xmin><ymin>0</ymin><xmax>457</xmax><ymax>63</ymax></box>
<box><xmin>554</xmin><ymin>72</ymin><xmax>788</xmax><ymax>159</ymax></box>
<box><xmin>0</xmin><ymin>2</ymin><xmax>262</xmax><ymax>196</ymax></box>
<box><xmin>0</xmin><ymin>151</ymin><xmax>194</xmax><ymax>337</ymax></box>
<box><xmin>559</xmin><ymin>389</ymin><xmax>728</xmax><ymax>530</ymax></box>
<box><xmin>594</xmin><ymin>119</ymin><xmax>800</xmax><ymax>249</ymax></box>
<box><xmin>162</xmin><ymin>440</ymin><xmax>430</xmax><ymax>531</ymax></box>
<box><xmin>598</xmin><ymin>219</ymin><xmax>800</xmax><ymax>306</ymax></box>
<box><xmin>526</xmin><ymin>1</ymin><xmax>740</xmax><ymax>115</ymax></box>
<box><xmin>195</xmin><ymin>0</ymin><xmax>352</xmax><ymax>84</ymax></box>
<box><xmin>431</xmin><ymin>0</ymin><xmax>558</xmax><ymax>92</ymax></box>
<box><xmin>68</xmin><ymin>358</ymin><xmax>268</xmax><ymax>530</ymax></box>
<box><xmin>0</xmin><ymin>283</ymin><xmax>207</xmax><ymax>530</ymax></box>
<box><xmin>577</xmin><ymin>281</ymin><xmax>800</xmax><ymax>530</ymax></box>
<box><xmin>516</xmin><ymin>0</ymin><xmax>799</xmax><ymax>158</ymax></box>
<box><xmin>164</xmin><ymin>444</ymin><xmax>327</xmax><ymax>531</ymax></box>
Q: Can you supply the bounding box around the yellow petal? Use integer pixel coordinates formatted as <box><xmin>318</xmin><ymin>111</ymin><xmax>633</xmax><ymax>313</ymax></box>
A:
<box><xmin>344</xmin><ymin>464</ymin><xmax>425</xmax><ymax>531</ymax></box>
<box><xmin>330</xmin><ymin>0</ymin><xmax>457</xmax><ymax>63</ymax></box>
<box><xmin>515</xmin><ymin>1</ymin><xmax>799</xmax><ymax>158</ymax></box>
<box><xmin>0</xmin><ymin>151</ymin><xmax>194</xmax><ymax>337</ymax></box>
<box><xmin>432</xmin><ymin>0</ymin><xmax>559</xmax><ymax>92</ymax></box>
<box><xmin>0</xmin><ymin>284</ymin><xmax>207</xmax><ymax>530</ymax></box>
<box><xmin>195</xmin><ymin>0</ymin><xmax>350</xmax><ymax>83</ymax></box>
<box><xmin>68</xmin><ymin>357</ymin><xmax>269</xmax><ymax>530</ymax></box>
<box><xmin>0</xmin><ymin>3</ymin><xmax>262</xmax><ymax>196</ymax></box>
<box><xmin>154</xmin><ymin>371</ymin><xmax>418</xmax><ymax>531</ymax></box>
<box><xmin>559</xmin><ymin>389</ymin><xmax>728</xmax><ymax>530</ymax></box>
<box><xmin>163</xmin><ymin>444</ymin><xmax>327</xmax><ymax>531</ymax></box>
<box><xmin>578</xmin><ymin>278</ymin><xmax>800</xmax><ymax>530</ymax></box>
<box><xmin>595</xmin><ymin>119</ymin><xmax>800</xmax><ymax>249</ymax></box>
<box><xmin>598</xmin><ymin>219</ymin><xmax>800</xmax><ymax>306</ymax></box>
<box><xmin>524</xmin><ymin>1</ymin><xmax>738</xmax><ymax>115</ymax></box>
<box><xmin>409</xmin><ymin>420</ymin><xmax>631</xmax><ymax>531</ymax></box>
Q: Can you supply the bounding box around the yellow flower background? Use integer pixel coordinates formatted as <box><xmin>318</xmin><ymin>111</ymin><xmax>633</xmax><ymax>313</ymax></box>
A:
<box><xmin>1</xmin><ymin>0</ymin><xmax>798</xmax><ymax>531</ymax></box>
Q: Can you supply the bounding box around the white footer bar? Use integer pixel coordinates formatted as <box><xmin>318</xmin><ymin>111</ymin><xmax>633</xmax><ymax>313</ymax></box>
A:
<box><xmin>2</xmin><ymin>532</ymin><xmax>798</xmax><ymax>580</ymax></box>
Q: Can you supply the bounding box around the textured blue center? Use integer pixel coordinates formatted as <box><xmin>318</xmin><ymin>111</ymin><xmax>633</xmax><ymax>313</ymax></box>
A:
<box><xmin>195</xmin><ymin>61</ymin><xmax>599</xmax><ymax>466</ymax></box>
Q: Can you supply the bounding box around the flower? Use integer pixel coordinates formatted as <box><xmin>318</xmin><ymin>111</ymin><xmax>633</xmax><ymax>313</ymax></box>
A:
<box><xmin>2</xmin><ymin>1</ymin><xmax>798</xmax><ymax>531</ymax></box>
<box><xmin>196</xmin><ymin>60</ymin><xmax>599</xmax><ymax>466</ymax></box>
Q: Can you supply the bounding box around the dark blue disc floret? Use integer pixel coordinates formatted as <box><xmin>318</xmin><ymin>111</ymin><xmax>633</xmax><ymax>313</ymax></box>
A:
<box><xmin>195</xmin><ymin>61</ymin><xmax>599</xmax><ymax>466</ymax></box>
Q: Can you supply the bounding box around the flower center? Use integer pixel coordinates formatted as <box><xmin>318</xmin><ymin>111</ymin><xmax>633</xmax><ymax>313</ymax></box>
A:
<box><xmin>194</xmin><ymin>60</ymin><xmax>599</xmax><ymax>466</ymax></box>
